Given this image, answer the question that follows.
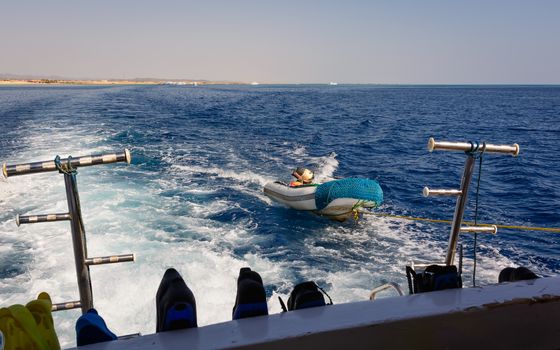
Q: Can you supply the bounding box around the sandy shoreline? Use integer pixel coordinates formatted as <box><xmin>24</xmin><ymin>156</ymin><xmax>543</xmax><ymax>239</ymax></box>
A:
<box><xmin>0</xmin><ymin>79</ymin><xmax>158</xmax><ymax>85</ymax></box>
<box><xmin>0</xmin><ymin>79</ymin><xmax>243</xmax><ymax>86</ymax></box>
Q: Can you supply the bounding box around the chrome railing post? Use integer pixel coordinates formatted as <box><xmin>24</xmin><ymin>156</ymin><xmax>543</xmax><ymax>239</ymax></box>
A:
<box><xmin>64</xmin><ymin>172</ymin><xmax>94</xmax><ymax>313</ymax></box>
<box><xmin>445</xmin><ymin>154</ymin><xmax>475</xmax><ymax>266</ymax></box>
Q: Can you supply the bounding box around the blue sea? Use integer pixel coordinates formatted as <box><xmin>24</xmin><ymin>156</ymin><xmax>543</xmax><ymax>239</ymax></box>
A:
<box><xmin>1</xmin><ymin>84</ymin><xmax>559</xmax><ymax>346</ymax></box>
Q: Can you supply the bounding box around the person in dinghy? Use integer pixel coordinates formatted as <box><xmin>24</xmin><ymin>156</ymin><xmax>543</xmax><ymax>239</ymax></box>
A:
<box><xmin>290</xmin><ymin>167</ymin><xmax>315</xmax><ymax>187</ymax></box>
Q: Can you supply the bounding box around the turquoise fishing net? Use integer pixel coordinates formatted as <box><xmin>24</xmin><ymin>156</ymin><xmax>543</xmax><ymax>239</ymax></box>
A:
<box><xmin>314</xmin><ymin>178</ymin><xmax>383</xmax><ymax>211</ymax></box>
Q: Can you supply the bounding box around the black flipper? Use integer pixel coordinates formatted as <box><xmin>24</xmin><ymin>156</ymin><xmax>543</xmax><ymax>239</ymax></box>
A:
<box><xmin>156</xmin><ymin>268</ymin><xmax>197</xmax><ymax>332</ymax></box>
<box><xmin>287</xmin><ymin>281</ymin><xmax>328</xmax><ymax>311</ymax></box>
<box><xmin>232</xmin><ymin>267</ymin><xmax>268</xmax><ymax>320</ymax></box>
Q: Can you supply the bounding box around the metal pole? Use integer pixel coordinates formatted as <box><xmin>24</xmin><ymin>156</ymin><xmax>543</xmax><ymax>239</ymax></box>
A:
<box><xmin>445</xmin><ymin>154</ymin><xmax>476</xmax><ymax>266</ymax></box>
<box><xmin>427</xmin><ymin>138</ymin><xmax>519</xmax><ymax>156</ymax></box>
<box><xmin>2</xmin><ymin>149</ymin><xmax>131</xmax><ymax>178</ymax></box>
<box><xmin>64</xmin><ymin>172</ymin><xmax>93</xmax><ymax>313</ymax></box>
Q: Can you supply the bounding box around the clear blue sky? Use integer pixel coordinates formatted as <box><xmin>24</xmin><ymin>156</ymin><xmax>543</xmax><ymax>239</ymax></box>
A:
<box><xmin>1</xmin><ymin>0</ymin><xmax>559</xmax><ymax>83</ymax></box>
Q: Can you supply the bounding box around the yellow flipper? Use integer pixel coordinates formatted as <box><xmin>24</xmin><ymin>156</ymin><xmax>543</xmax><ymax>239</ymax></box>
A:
<box><xmin>0</xmin><ymin>292</ymin><xmax>60</xmax><ymax>350</ymax></box>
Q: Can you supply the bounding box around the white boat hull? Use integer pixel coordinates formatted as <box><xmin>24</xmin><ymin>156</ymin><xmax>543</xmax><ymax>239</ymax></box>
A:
<box><xmin>73</xmin><ymin>276</ymin><xmax>560</xmax><ymax>350</ymax></box>
<box><xmin>263</xmin><ymin>179</ymin><xmax>382</xmax><ymax>220</ymax></box>
<box><xmin>263</xmin><ymin>182</ymin><xmax>317</xmax><ymax>211</ymax></box>
<box><xmin>315</xmin><ymin>198</ymin><xmax>364</xmax><ymax>216</ymax></box>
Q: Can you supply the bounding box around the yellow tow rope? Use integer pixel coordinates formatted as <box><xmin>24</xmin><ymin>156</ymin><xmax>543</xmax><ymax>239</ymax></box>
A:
<box><xmin>361</xmin><ymin>212</ymin><xmax>560</xmax><ymax>233</ymax></box>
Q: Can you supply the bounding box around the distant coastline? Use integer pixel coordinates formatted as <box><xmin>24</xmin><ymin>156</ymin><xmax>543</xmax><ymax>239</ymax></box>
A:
<box><xmin>3</xmin><ymin>79</ymin><xmax>556</xmax><ymax>86</ymax></box>
<box><xmin>0</xmin><ymin>79</ymin><xmax>244</xmax><ymax>86</ymax></box>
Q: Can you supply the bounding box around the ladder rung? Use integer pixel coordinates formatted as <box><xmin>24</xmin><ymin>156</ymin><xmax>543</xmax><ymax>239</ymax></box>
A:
<box><xmin>423</xmin><ymin>187</ymin><xmax>462</xmax><ymax>197</ymax></box>
<box><xmin>85</xmin><ymin>254</ymin><xmax>135</xmax><ymax>266</ymax></box>
<box><xmin>16</xmin><ymin>213</ymin><xmax>71</xmax><ymax>226</ymax></box>
<box><xmin>52</xmin><ymin>300</ymin><xmax>81</xmax><ymax>312</ymax></box>
<box><xmin>2</xmin><ymin>149</ymin><xmax>131</xmax><ymax>178</ymax></box>
<box><xmin>427</xmin><ymin>138</ymin><xmax>519</xmax><ymax>156</ymax></box>
<box><xmin>460</xmin><ymin>225</ymin><xmax>497</xmax><ymax>234</ymax></box>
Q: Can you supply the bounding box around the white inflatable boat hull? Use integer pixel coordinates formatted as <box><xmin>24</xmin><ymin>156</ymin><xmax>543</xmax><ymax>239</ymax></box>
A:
<box><xmin>263</xmin><ymin>182</ymin><xmax>317</xmax><ymax>211</ymax></box>
<box><xmin>264</xmin><ymin>181</ymin><xmax>380</xmax><ymax>220</ymax></box>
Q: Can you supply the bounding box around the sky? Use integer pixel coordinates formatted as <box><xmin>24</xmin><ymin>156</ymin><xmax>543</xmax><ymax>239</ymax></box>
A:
<box><xmin>1</xmin><ymin>0</ymin><xmax>559</xmax><ymax>84</ymax></box>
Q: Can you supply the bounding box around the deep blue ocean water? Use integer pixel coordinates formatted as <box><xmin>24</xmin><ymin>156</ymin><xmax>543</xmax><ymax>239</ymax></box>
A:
<box><xmin>1</xmin><ymin>84</ymin><xmax>559</xmax><ymax>345</ymax></box>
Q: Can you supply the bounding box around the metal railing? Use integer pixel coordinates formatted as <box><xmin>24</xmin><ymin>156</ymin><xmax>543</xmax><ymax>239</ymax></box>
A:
<box><xmin>369</xmin><ymin>282</ymin><xmax>404</xmax><ymax>300</ymax></box>
<box><xmin>423</xmin><ymin>138</ymin><xmax>519</xmax><ymax>266</ymax></box>
<box><xmin>3</xmin><ymin>149</ymin><xmax>134</xmax><ymax>313</ymax></box>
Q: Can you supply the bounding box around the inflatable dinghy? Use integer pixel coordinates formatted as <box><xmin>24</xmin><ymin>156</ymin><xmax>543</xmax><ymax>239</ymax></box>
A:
<box><xmin>264</xmin><ymin>178</ymin><xmax>383</xmax><ymax>220</ymax></box>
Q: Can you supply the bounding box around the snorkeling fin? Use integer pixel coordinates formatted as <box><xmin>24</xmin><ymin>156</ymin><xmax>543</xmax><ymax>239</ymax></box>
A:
<box><xmin>232</xmin><ymin>267</ymin><xmax>268</xmax><ymax>320</ymax></box>
<box><xmin>156</xmin><ymin>268</ymin><xmax>197</xmax><ymax>332</ymax></box>
<box><xmin>0</xmin><ymin>292</ymin><xmax>61</xmax><ymax>350</ymax></box>
<box><xmin>76</xmin><ymin>308</ymin><xmax>117</xmax><ymax>346</ymax></box>
<box><xmin>287</xmin><ymin>281</ymin><xmax>330</xmax><ymax>310</ymax></box>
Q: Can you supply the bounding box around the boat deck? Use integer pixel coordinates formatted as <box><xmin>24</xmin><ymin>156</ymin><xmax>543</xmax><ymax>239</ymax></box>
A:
<box><xmin>71</xmin><ymin>276</ymin><xmax>560</xmax><ymax>350</ymax></box>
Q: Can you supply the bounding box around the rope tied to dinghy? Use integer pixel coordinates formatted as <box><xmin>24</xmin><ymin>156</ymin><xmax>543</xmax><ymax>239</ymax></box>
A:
<box><xmin>352</xmin><ymin>200</ymin><xmax>366</xmax><ymax>221</ymax></box>
<box><xmin>352</xmin><ymin>199</ymin><xmax>382</xmax><ymax>222</ymax></box>
<box><xmin>359</xmin><ymin>212</ymin><xmax>560</xmax><ymax>233</ymax></box>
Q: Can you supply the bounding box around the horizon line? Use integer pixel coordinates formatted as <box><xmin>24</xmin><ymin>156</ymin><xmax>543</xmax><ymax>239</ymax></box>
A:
<box><xmin>2</xmin><ymin>73</ymin><xmax>560</xmax><ymax>86</ymax></box>
<box><xmin>1</xmin><ymin>77</ymin><xmax>559</xmax><ymax>86</ymax></box>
